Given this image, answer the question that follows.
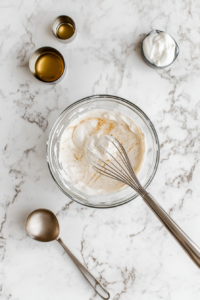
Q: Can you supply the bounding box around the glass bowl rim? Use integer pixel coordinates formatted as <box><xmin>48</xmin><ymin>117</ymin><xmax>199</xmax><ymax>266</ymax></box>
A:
<box><xmin>46</xmin><ymin>94</ymin><xmax>160</xmax><ymax>209</ymax></box>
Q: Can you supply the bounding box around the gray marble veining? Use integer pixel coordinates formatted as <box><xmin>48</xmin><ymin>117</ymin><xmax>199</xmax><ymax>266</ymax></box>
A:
<box><xmin>1</xmin><ymin>0</ymin><xmax>200</xmax><ymax>299</ymax></box>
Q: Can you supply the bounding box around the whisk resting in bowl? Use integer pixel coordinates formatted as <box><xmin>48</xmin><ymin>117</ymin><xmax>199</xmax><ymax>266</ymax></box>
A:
<box><xmin>86</xmin><ymin>135</ymin><xmax>200</xmax><ymax>268</ymax></box>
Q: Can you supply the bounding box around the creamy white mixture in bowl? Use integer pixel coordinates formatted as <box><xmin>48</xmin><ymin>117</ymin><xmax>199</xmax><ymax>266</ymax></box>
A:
<box><xmin>46</xmin><ymin>95</ymin><xmax>160</xmax><ymax>208</ymax></box>
<box><xmin>60</xmin><ymin>109</ymin><xmax>145</xmax><ymax>195</ymax></box>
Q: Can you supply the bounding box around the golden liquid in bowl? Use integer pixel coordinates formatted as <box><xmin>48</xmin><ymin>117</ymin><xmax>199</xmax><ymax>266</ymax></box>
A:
<box><xmin>35</xmin><ymin>52</ymin><xmax>64</xmax><ymax>82</ymax></box>
<box><xmin>57</xmin><ymin>23</ymin><xmax>75</xmax><ymax>39</ymax></box>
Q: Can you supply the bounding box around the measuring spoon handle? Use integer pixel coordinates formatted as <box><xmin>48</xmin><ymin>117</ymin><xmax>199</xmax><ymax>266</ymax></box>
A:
<box><xmin>57</xmin><ymin>237</ymin><xmax>110</xmax><ymax>299</ymax></box>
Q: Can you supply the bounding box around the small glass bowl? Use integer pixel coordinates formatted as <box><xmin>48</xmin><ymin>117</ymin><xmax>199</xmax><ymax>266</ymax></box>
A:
<box><xmin>46</xmin><ymin>95</ymin><xmax>160</xmax><ymax>208</ymax></box>
<box><xmin>141</xmin><ymin>29</ymin><xmax>179</xmax><ymax>69</ymax></box>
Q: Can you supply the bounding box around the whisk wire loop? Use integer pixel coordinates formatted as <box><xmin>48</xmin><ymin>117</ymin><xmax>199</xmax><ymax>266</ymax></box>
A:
<box><xmin>87</xmin><ymin>149</ymin><xmax>133</xmax><ymax>186</ymax></box>
<box><xmin>86</xmin><ymin>135</ymin><xmax>200</xmax><ymax>268</ymax></box>
<box><xmin>86</xmin><ymin>136</ymin><xmax>146</xmax><ymax>196</ymax></box>
<box><xmin>109</xmin><ymin>137</ymin><xmax>143</xmax><ymax>188</ymax></box>
<box><xmin>96</xmin><ymin>143</ymin><xmax>135</xmax><ymax>184</ymax></box>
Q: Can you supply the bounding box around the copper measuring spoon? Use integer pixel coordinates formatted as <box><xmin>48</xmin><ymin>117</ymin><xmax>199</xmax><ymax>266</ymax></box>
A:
<box><xmin>26</xmin><ymin>208</ymin><xmax>110</xmax><ymax>299</ymax></box>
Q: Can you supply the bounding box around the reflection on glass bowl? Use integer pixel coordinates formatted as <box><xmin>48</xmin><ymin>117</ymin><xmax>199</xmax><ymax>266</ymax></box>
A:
<box><xmin>46</xmin><ymin>95</ymin><xmax>160</xmax><ymax>208</ymax></box>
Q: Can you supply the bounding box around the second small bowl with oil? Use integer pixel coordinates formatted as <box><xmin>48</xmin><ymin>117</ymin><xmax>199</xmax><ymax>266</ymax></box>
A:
<box><xmin>52</xmin><ymin>15</ymin><xmax>77</xmax><ymax>43</ymax></box>
<box><xmin>29</xmin><ymin>46</ymin><xmax>66</xmax><ymax>84</ymax></box>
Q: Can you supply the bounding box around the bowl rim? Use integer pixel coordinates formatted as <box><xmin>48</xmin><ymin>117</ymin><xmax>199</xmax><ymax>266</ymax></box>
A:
<box><xmin>47</xmin><ymin>94</ymin><xmax>160</xmax><ymax>208</ymax></box>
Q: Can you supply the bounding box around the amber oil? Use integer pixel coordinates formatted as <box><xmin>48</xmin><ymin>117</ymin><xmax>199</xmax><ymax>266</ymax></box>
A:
<box><xmin>35</xmin><ymin>52</ymin><xmax>64</xmax><ymax>82</ymax></box>
<box><xmin>57</xmin><ymin>23</ymin><xmax>75</xmax><ymax>40</ymax></box>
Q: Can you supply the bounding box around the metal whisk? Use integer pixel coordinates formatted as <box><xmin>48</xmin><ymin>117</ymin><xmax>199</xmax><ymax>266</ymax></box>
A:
<box><xmin>87</xmin><ymin>135</ymin><xmax>200</xmax><ymax>268</ymax></box>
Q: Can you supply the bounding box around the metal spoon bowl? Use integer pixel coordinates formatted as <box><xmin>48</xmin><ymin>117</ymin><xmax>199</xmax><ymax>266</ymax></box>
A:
<box><xmin>26</xmin><ymin>208</ymin><xmax>110</xmax><ymax>299</ymax></box>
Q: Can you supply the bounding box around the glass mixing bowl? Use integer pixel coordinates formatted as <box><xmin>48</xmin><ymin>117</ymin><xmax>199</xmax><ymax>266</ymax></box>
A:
<box><xmin>46</xmin><ymin>95</ymin><xmax>160</xmax><ymax>208</ymax></box>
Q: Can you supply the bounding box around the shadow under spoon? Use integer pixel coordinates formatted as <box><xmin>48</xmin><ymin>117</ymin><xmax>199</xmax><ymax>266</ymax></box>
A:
<box><xmin>26</xmin><ymin>208</ymin><xmax>110</xmax><ymax>300</ymax></box>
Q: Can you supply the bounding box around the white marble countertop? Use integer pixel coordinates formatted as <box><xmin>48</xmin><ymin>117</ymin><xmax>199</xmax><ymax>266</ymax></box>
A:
<box><xmin>1</xmin><ymin>0</ymin><xmax>200</xmax><ymax>299</ymax></box>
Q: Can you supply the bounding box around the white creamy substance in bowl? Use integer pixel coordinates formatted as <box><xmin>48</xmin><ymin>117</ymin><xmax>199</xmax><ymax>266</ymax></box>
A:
<box><xmin>143</xmin><ymin>32</ymin><xmax>176</xmax><ymax>67</ymax></box>
<box><xmin>60</xmin><ymin>109</ymin><xmax>145</xmax><ymax>195</ymax></box>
